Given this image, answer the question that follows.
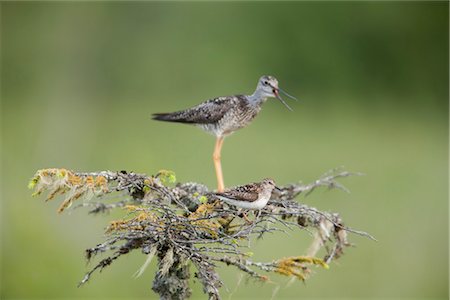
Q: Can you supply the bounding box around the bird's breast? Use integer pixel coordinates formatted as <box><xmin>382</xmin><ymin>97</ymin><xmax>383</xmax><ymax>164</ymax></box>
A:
<box><xmin>218</xmin><ymin>104</ymin><xmax>261</xmax><ymax>136</ymax></box>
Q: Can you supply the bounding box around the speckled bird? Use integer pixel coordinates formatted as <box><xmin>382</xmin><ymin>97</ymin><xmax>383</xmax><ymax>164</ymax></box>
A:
<box><xmin>152</xmin><ymin>75</ymin><xmax>297</xmax><ymax>192</ymax></box>
<box><xmin>212</xmin><ymin>178</ymin><xmax>279</xmax><ymax>210</ymax></box>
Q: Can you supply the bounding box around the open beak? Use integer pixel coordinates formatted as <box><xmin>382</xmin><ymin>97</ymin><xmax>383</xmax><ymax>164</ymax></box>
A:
<box><xmin>273</xmin><ymin>88</ymin><xmax>294</xmax><ymax>111</ymax></box>
<box><xmin>278</xmin><ymin>87</ymin><xmax>298</xmax><ymax>101</ymax></box>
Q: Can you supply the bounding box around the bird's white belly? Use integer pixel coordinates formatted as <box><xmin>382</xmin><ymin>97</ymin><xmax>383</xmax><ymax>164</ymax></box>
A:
<box><xmin>216</xmin><ymin>194</ymin><xmax>270</xmax><ymax>210</ymax></box>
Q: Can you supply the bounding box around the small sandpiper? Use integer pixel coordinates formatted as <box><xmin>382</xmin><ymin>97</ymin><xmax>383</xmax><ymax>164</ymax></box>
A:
<box><xmin>212</xmin><ymin>178</ymin><xmax>279</xmax><ymax>210</ymax></box>
<box><xmin>152</xmin><ymin>76</ymin><xmax>297</xmax><ymax>192</ymax></box>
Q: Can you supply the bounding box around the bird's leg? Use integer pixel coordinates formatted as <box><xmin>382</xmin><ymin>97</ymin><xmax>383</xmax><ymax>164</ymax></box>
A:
<box><xmin>213</xmin><ymin>136</ymin><xmax>225</xmax><ymax>192</ymax></box>
<box><xmin>255</xmin><ymin>210</ymin><xmax>262</xmax><ymax>220</ymax></box>
<box><xmin>238</xmin><ymin>210</ymin><xmax>252</xmax><ymax>224</ymax></box>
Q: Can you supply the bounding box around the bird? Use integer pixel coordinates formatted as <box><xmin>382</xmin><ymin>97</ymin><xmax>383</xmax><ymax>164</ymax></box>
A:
<box><xmin>152</xmin><ymin>75</ymin><xmax>297</xmax><ymax>192</ymax></box>
<box><xmin>211</xmin><ymin>178</ymin><xmax>279</xmax><ymax>210</ymax></box>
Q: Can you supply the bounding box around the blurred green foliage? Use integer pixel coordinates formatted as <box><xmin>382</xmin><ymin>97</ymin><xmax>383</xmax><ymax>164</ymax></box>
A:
<box><xmin>1</xmin><ymin>2</ymin><xmax>448</xmax><ymax>299</ymax></box>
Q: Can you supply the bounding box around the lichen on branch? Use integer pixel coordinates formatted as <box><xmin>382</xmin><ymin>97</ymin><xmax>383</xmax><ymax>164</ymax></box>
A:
<box><xmin>29</xmin><ymin>167</ymin><xmax>373</xmax><ymax>300</ymax></box>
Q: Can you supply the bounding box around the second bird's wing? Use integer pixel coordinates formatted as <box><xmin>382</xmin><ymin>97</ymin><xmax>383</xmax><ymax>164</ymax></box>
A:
<box><xmin>213</xmin><ymin>183</ymin><xmax>261</xmax><ymax>203</ymax></box>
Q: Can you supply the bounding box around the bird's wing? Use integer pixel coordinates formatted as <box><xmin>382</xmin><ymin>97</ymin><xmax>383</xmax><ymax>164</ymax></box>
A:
<box><xmin>153</xmin><ymin>96</ymin><xmax>243</xmax><ymax>124</ymax></box>
<box><xmin>213</xmin><ymin>183</ymin><xmax>261</xmax><ymax>202</ymax></box>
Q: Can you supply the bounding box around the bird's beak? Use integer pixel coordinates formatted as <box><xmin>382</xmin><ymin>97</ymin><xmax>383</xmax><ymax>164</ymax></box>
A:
<box><xmin>274</xmin><ymin>186</ymin><xmax>282</xmax><ymax>192</ymax></box>
<box><xmin>279</xmin><ymin>87</ymin><xmax>298</xmax><ymax>101</ymax></box>
<box><xmin>273</xmin><ymin>86</ymin><xmax>297</xmax><ymax>111</ymax></box>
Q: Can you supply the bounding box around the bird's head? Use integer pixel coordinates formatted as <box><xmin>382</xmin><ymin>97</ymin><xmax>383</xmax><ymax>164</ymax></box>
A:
<box><xmin>261</xmin><ymin>178</ymin><xmax>279</xmax><ymax>191</ymax></box>
<box><xmin>256</xmin><ymin>75</ymin><xmax>298</xmax><ymax>111</ymax></box>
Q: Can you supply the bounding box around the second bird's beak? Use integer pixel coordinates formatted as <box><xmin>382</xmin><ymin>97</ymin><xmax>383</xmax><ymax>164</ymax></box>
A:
<box><xmin>273</xmin><ymin>87</ymin><xmax>297</xmax><ymax>111</ymax></box>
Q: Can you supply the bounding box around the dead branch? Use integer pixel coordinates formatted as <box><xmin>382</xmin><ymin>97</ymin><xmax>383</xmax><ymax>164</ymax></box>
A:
<box><xmin>29</xmin><ymin>167</ymin><xmax>372</xmax><ymax>300</ymax></box>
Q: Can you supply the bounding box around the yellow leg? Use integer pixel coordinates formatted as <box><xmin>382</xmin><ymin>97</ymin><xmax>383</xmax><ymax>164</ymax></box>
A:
<box><xmin>213</xmin><ymin>136</ymin><xmax>225</xmax><ymax>192</ymax></box>
<box><xmin>241</xmin><ymin>212</ymin><xmax>252</xmax><ymax>224</ymax></box>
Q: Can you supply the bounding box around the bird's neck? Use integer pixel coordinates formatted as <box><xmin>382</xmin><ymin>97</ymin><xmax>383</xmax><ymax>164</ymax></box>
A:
<box><xmin>247</xmin><ymin>91</ymin><xmax>268</xmax><ymax>106</ymax></box>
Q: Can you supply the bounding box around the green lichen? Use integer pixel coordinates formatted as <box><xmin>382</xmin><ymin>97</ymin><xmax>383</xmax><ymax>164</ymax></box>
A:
<box><xmin>28</xmin><ymin>176</ymin><xmax>39</xmax><ymax>190</ymax></box>
<box><xmin>198</xmin><ymin>195</ymin><xmax>208</xmax><ymax>204</ymax></box>
<box><xmin>158</xmin><ymin>170</ymin><xmax>177</xmax><ymax>184</ymax></box>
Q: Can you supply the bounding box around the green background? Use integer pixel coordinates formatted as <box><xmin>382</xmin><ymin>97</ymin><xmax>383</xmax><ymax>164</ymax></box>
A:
<box><xmin>1</xmin><ymin>2</ymin><xmax>448</xmax><ymax>299</ymax></box>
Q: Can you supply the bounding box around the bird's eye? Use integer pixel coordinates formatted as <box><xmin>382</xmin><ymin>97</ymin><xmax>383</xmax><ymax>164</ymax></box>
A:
<box><xmin>263</xmin><ymin>81</ymin><xmax>268</xmax><ymax>85</ymax></box>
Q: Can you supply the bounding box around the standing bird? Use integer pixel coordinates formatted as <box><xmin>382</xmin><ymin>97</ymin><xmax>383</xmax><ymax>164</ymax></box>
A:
<box><xmin>212</xmin><ymin>178</ymin><xmax>279</xmax><ymax>210</ymax></box>
<box><xmin>152</xmin><ymin>75</ymin><xmax>297</xmax><ymax>192</ymax></box>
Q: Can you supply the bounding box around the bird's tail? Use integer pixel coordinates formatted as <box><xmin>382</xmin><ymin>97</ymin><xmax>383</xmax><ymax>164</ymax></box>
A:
<box><xmin>152</xmin><ymin>112</ymin><xmax>193</xmax><ymax>123</ymax></box>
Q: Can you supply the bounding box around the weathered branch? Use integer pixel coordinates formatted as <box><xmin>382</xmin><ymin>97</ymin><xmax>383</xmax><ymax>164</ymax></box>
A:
<box><xmin>29</xmin><ymin>167</ymin><xmax>372</xmax><ymax>300</ymax></box>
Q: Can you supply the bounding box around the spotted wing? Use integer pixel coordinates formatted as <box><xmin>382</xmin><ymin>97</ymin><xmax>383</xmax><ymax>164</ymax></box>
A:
<box><xmin>213</xmin><ymin>182</ymin><xmax>261</xmax><ymax>203</ymax></box>
<box><xmin>152</xmin><ymin>96</ymin><xmax>242</xmax><ymax>124</ymax></box>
